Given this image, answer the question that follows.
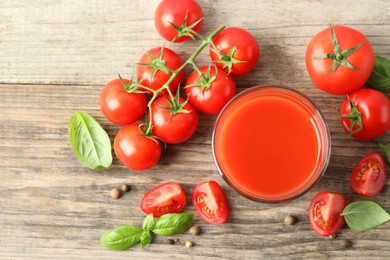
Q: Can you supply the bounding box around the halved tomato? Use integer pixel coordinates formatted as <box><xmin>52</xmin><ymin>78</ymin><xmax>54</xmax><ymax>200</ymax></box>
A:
<box><xmin>350</xmin><ymin>152</ymin><xmax>386</xmax><ymax>197</ymax></box>
<box><xmin>308</xmin><ymin>192</ymin><xmax>347</xmax><ymax>236</ymax></box>
<box><xmin>192</xmin><ymin>180</ymin><xmax>229</xmax><ymax>224</ymax></box>
<box><xmin>140</xmin><ymin>182</ymin><xmax>186</xmax><ymax>218</ymax></box>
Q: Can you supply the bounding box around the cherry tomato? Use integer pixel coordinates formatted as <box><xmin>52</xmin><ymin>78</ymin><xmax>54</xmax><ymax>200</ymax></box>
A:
<box><xmin>340</xmin><ymin>88</ymin><xmax>390</xmax><ymax>140</ymax></box>
<box><xmin>154</xmin><ymin>0</ymin><xmax>203</xmax><ymax>43</ymax></box>
<box><xmin>140</xmin><ymin>182</ymin><xmax>187</xmax><ymax>218</ymax></box>
<box><xmin>185</xmin><ymin>66</ymin><xmax>236</xmax><ymax>115</ymax></box>
<box><xmin>210</xmin><ymin>27</ymin><xmax>259</xmax><ymax>76</ymax></box>
<box><xmin>308</xmin><ymin>192</ymin><xmax>347</xmax><ymax>236</ymax></box>
<box><xmin>350</xmin><ymin>152</ymin><xmax>386</xmax><ymax>197</ymax></box>
<box><xmin>100</xmin><ymin>79</ymin><xmax>147</xmax><ymax>125</ymax></box>
<box><xmin>306</xmin><ymin>25</ymin><xmax>374</xmax><ymax>95</ymax></box>
<box><xmin>150</xmin><ymin>96</ymin><xmax>198</xmax><ymax>144</ymax></box>
<box><xmin>114</xmin><ymin>124</ymin><xmax>161</xmax><ymax>171</ymax></box>
<box><xmin>192</xmin><ymin>180</ymin><xmax>229</xmax><ymax>224</ymax></box>
<box><xmin>136</xmin><ymin>47</ymin><xmax>184</xmax><ymax>96</ymax></box>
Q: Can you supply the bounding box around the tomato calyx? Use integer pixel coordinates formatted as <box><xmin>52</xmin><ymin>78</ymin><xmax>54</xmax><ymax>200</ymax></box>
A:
<box><xmin>314</xmin><ymin>25</ymin><xmax>365</xmax><ymax>72</ymax></box>
<box><xmin>210</xmin><ymin>45</ymin><xmax>245</xmax><ymax>75</ymax></box>
<box><xmin>185</xmin><ymin>64</ymin><xmax>217</xmax><ymax>98</ymax></box>
<box><xmin>170</xmin><ymin>11</ymin><xmax>204</xmax><ymax>42</ymax></box>
<box><xmin>118</xmin><ymin>73</ymin><xmax>145</xmax><ymax>94</ymax></box>
<box><xmin>138</xmin><ymin>46</ymin><xmax>173</xmax><ymax>81</ymax></box>
<box><xmin>342</xmin><ymin>96</ymin><xmax>363</xmax><ymax>136</ymax></box>
<box><xmin>160</xmin><ymin>88</ymin><xmax>191</xmax><ymax>118</ymax></box>
<box><xmin>137</xmin><ymin>123</ymin><xmax>163</xmax><ymax>145</ymax></box>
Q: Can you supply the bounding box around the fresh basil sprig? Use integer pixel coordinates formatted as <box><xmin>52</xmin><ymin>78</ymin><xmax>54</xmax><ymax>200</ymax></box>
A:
<box><xmin>379</xmin><ymin>143</ymin><xmax>390</xmax><ymax>163</ymax></box>
<box><xmin>341</xmin><ymin>201</ymin><xmax>390</xmax><ymax>232</ymax></box>
<box><xmin>100</xmin><ymin>213</ymin><xmax>194</xmax><ymax>250</ymax></box>
<box><xmin>366</xmin><ymin>55</ymin><xmax>390</xmax><ymax>91</ymax></box>
<box><xmin>68</xmin><ymin>111</ymin><xmax>112</xmax><ymax>170</ymax></box>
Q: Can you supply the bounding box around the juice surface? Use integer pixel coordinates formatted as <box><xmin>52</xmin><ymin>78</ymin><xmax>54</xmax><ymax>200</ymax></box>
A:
<box><xmin>215</xmin><ymin>91</ymin><xmax>321</xmax><ymax>199</ymax></box>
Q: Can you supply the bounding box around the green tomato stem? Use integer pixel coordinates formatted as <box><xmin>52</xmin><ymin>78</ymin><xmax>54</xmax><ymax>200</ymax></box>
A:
<box><xmin>144</xmin><ymin>24</ymin><xmax>225</xmax><ymax>135</ymax></box>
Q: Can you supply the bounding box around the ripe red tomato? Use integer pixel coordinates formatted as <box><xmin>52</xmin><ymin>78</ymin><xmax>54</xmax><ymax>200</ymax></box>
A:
<box><xmin>350</xmin><ymin>152</ymin><xmax>386</xmax><ymax>197</ymax></box>
<box><xmin>136</xmin><ymin>47</ymin><xmax>184</xmax><ymax>96</ymax></box>
<box><xmin>185</xmin><ymin>66</ymin><xmax>236</xmax><ymax>115</ymax></box>
<box><xmin>192</xmin><ymin>181</ymin><xmax>229</xmax><ymax>224</ymax></box>
<box><xmin>154</xmin><ymin>0</ymin><xmax>203</xmax><ymax>43</ymax></box>
<box><xmin>114</xmin><ymin>124</ymin><xmax>161</xmax><ymax>171</ymax></box>
<box><xmin>140</xmin><ymin>182</ymin><xmax>187</xmax><ymax>218</ymax></box>
<box><xmin>306</xmin><ymin>25</ymin><xmax>374</xmax><ymax>95</ymax></box>
<box><xmin>100</xmin><ymin>79</ymin><xmax>147</xmax><ymax>125</ymax></box>
<box><xmin>150</xmin><ymin>96</ymin><xmax>198</xmax><ymax>144</ymax></box>
<box><xmin>309</xmin><ymin>192</ymin><xmax>346</xmax><ymax>236</ymax></box>
<box><xmin>210</xmin><ymin>27</ymin><xmax>259</xmax><ymax>76</ymax></box>
<box><xmin>340</xmin><ymin>88</ymin><xmax>390</xmax><ymax>140</ymax></box>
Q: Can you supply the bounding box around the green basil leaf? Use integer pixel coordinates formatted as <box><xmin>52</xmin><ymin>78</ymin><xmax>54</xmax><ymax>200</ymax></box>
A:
<box><xmin>341</xmin><ymin>201</ymin><xmax>390</xmax><ymax>232</ymax></box>
<box><xmin>68</xmin><ymin>111</ymin><xmax>112</xmax><ymax>170</ymax></box>
<box><xmin>140</xmin><ymin>231</ymin><xmax>153</xmax><ymax>249</ymax></box>
<box><xmin>100</xmin><ymin>225</ymin><xmax>142</xmax><ymax>250</ymax></box>
<box><xmin>366</xmin><ymin>56</ymin><xmax>390</xmax><ymax>91</ymax></box>
<box><xmin>379</xmin><ymin>143</ymin><xmax>390</xmax><ymax>163</ymax></box>
<box><xmin>142</xmin><ymin>214</ymin><xmax>155</xmax><ymax>231</ymax></box>
<box><xmin>152</xmin><ymin>213</ymin><xmax>194</xmax><ymax>236</ymax></box>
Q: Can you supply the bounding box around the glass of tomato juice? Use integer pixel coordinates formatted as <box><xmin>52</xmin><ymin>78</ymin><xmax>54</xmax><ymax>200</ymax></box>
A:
<box><xmin>212</xmin><ymin>86</ymin><xmax>330</xmax><ymax>202</ymax></box>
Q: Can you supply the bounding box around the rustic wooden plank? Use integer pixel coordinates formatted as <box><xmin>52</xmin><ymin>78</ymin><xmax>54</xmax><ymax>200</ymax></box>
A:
<box><xmin>0</xmin><ymin>84</ymin><xmax>389</xmax><ymax>259</ymax></box>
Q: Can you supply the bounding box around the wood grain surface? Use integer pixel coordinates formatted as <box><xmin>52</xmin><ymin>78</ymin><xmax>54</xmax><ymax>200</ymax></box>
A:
<box><xmin>1</xmin><ymin>0</ymin><xmax>389</xmax><ymax>259</ymax></box>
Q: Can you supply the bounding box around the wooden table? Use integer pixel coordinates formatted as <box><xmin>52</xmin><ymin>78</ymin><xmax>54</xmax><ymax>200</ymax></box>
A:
<box><xmin>1</xmin><ymin>0</ymin><xmax>389</xmax><ymax>259</ymax></box>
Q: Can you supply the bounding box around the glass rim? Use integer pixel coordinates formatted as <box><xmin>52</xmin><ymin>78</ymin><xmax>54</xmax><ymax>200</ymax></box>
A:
<box><xmin>212</xmin><ymin>85</ymin><xmax>331</xmax><ymax>203</ymax></box>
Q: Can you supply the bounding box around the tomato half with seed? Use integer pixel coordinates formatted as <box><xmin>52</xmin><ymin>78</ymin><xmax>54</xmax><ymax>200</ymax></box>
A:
<box><xmin>306</xmin><ymin>25</ymin><xmax>374</xmax><ymax>95</ymax></box>
<box><xmin>154</xmin><ymin>0</ymin><xmax>203</xmax><ymax>43</ymax></box>
<box><xmin>100</xmin><ymin>79</ymin><xmax>147</xmax><ymax>125</ymax></box>
<box><xmin>210</xmin><ymin>27</ymin><xmax>259</xmax><ymax>76</ymax></box>
<box><xmin>140</xmin><ymin>182</ymin><xmax>186</xmax><ymax>218</ymax></box>
<box><xmin>340</xmin><ymin>88</ymin><xmax>390</xmax><ymax>140</ymax></box>
<box><xmin>150</xmin><ymin>96</ymin><xmax>198</xmax><ymax>144</ymax></box>
<box><xmin>193</xmin><ymin>180</ymin><xmax>229</xmax><ymax>224</ymax></box>
<box><xmin>114</xmin><ymin>124</ymin><xmax>161</xmax><ymax>171</ymax></box>
<box><xmin>308</xmin><ymin>192</ymin><xmax>347</xmax><ymax>236</ymax></box>
<box><xmin>350</xmin><ymin>152</ymin><xmax>386</xmax><ymax>197</ymax></box>
<box><xmin>185</xmin><ymin>66</ymin><xmax>236</xmax><ymax>115</ymax></box>
<box><xmin>136</xmin><ymin>47</ymin><xmax>184</xmax><ymax>96</ymax></box>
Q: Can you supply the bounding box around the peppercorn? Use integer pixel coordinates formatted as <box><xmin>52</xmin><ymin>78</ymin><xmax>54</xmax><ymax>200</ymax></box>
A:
<box><xmin>175</xmin><ymin>238</ymin><xmax>181</xmax><ymax>243</ymax></box>
<box><xmin>189</xmin><ymin>225</ymin><xmax>201</xmax><ymax>235</ymax></box>
<box><xmin>110</xmin><ymin>188</ymin><xmax>122</xmax><ymax>199</ymax></box>
<box><xmin>185</xmin><ymin>241</ymin><xmax>193</xmax><ymax>248</ymax></box>
<box><xmin>340</xmin><ymin>239</ymin><xmax>350</xmax><ymax>249</ymax></box>
<box><xmin>167</xmin><ymin>239</ymin><xmax>175</xmax><ymax>245</ymax></box>
<box><xmin>328</xmin><ymin>234</ymin><xmax>336</xmax><ymax>239</ymax></box>
<box><xmin>122</xmin><ymin>184</ymin><xmax>131</xmax><ymax>192</ymax></box>
<box><xmin>284</xmin><ymin>214</ymin><xmax>297</xmax><ymax>225</ymax></box>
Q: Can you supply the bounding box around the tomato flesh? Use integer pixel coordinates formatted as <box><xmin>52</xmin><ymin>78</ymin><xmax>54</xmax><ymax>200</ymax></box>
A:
<box><xmin>193</xmin><ymin>181</ymin><xmax>229</xmax><ymax>224</ymax></box>
<box><xmin>141</xmin><ymin>182</ymin><xmax>186</xmax><ymax>218</ymax></box>
<box><xmin>351</xmin><ymin>152</ymin><xmax>386</xmax><ymax>197</ymax></box>
<box><xmin>309</xmin><ymin>192</ymin><xmax>346</xmax><ymax>236</ymax></box>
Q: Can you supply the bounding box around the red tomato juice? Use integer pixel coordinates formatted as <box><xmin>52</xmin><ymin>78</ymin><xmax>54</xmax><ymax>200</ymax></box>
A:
<box><xmin>213</xmin><ymin>86</ymin><xmax>330</xmax><ymax>202</ymax></box>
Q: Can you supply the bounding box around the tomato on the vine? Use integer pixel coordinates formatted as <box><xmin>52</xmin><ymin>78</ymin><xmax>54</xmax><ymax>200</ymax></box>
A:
<box><xmin>340</xmin><ymin>88</ymin><xmax>390</xmax><ymax>140</ymax></box>
<box><xmin>114</xmin><ymin>124</ymin><xmax>161</xmax><ymax>171</ymax></box>
<box><xmin>136</xmin><ymin>47</ymin><xmax>184</xmax><ymax>96</ymax></box>
<box><xmin>193</xmin><ymin>180</ymin><xmax>229</xmax><ymax>224</ymax></box>
<box><xmin>306</xmin><ymin>25</ymin><xmax>374</xmax><ymax>95</ymax></box>
<box><xmin>140</xmin><ymin>182</ymin><xmax>187</xmax><ymax>218</ymax></box>
<box><xmin>308</xmin><ymin>192</ymin><xmax>347</xmax><ymax>236</ymax></box>
<box><xmin>185</xmin><ymin>66</ymin><xmax>236</xmax><ymax>115</ymax></box>
<box><xmin>350</xmin><ymin>152</ymin><xmax>386</xmax><ymax>197</ymax></box>
<box><xmin>154</xmin><ymin>0</ymin><xmax>204</xmax><ymax>43</ymax></box>
<box><xmin>150</xmin><ymin>95</ymin><xmax>198</xmax><ymax>144</ymax></box>
<box><xmin>210</xmin><ymin>27</ymin><xmax>259</xmax><ymax>76</ymax></box>
<box><xmin>100</xmin><ymin>79</ymin><xmax>147</xmax><ymax>125</ymax></box>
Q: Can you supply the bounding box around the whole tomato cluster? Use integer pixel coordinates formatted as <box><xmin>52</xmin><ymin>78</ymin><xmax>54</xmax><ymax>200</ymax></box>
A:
<box><xmin>306</xmin><ymin>25</ymin><xmax>389</xmax><ymax>237</ymax></box>
<box><xmin>306</xmin><ymin>25</ymin><xmax>390</xmax><ymax>141</ymax></box>
<box><xmin>99</xmin><ymin>0</ymin><xmax>260</xmax><ymax>171</ymax></box>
